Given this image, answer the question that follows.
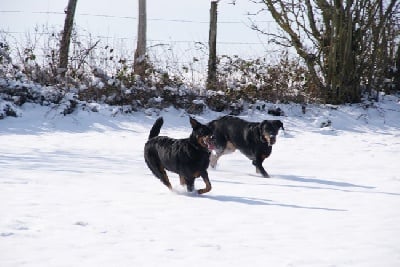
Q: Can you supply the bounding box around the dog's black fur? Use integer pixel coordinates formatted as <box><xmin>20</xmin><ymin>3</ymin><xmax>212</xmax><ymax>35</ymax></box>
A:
<box><xmin>208</xmin><ymin>116</ymin><xmax>284</xmax><ymax>178</ymax></box>
<box><xmin>144</xmin><ymin>117</ymin><xmax>215</xmax><ymax>194</ymax></box>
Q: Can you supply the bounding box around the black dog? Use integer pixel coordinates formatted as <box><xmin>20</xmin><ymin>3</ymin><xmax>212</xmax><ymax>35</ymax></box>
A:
<box><xmin>144</xmin><ymin>117</ymin><xmax>215</xmax><ymax>194</ymax></box>
<box><xmin>208</xmin><ymin>116</ymin><xmax>284</xmax><ymax>178</ymax></box>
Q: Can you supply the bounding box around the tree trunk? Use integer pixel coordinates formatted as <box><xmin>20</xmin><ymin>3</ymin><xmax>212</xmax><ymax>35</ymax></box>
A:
<box><xmin>394</xmin><ymin>43</ymin><xmax>400</xmax><ymax>92</ymax></box>
<box><xmin>207</xmin><ymin>1</ymin><xmax>218</xmax><ymax>90</ymax></box>
<box><xmin>59</xmin><ymin>0</ymin><xmax>78</xmax><ymax>76</ymax></box>
<box><xmin>134</xmin><ymin>0</ymin><xmax>147</xmax><ymax>77</ymax></box>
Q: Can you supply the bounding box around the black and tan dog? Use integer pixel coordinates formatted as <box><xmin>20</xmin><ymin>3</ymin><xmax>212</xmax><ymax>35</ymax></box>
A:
<box><xmin>144</xmin><ymin>117</ymin><xmax>215</xmax><ymax>194</ymax></box>
<box><xmin>208</xmin><ymin>116</ymin><xmax>284</xmax><ymax>178</ymax></box>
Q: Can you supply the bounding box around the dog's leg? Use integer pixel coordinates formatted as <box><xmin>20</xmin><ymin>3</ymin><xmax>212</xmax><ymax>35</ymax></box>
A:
<box><xmin>197</xmin><ymin>171</ymin><xmax>212</xmax><ymax>194</ymax></box>
<box><xmin>159</xmin><ymin>167</ymin><xmax>173</xmax><ymax>190</ymax></box>
<box><xmin>179</xmin><ymin>175</ymin><xmax>186</xmax><ymax>186</ymax></box>
<box><xmin>209</xmin><ymin>151</ymin><xmax>222</xmax><ymax>168</ymax></box>
<box><xmin>186</xmin><ymin>178</ymin><xmax>195</xmax><ymax>192</ymax></box>
<box><xmin>152</xmin><ymin>163</ymin><xmax>172</xmax><ymax>190</ymax></box>
<box><xmin>210</xmin><ymin>142</ymin><xmax>236</xmax><ymax>168</ymax></box>
<box><xmin>145</xmin><ymin>158</ymin><xmax>173</xmax><ymax>189</ymax></box>
<box><xmin>252</xmin><ymin>159</ymin><xmax>270</xmax><ymax>178</ymax></box>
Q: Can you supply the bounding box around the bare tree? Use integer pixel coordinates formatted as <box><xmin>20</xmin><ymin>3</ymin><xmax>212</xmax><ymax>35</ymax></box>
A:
<box><xmin>59</xmin><ymin>0</ymin><xmax>78</xmax><ymax>75</ymax></box>
<box><xmin>394</xmin><ymin>42</ymin><xmax>400</xmax><ymax>92</ymax></box>
<box><xmin>252</xmin><ymin>0</ymin><xmax>399</xmax><ymax>104</ymax></box>
<box><xmin>134</xmin><ymin>0</ymin><xmax>147</xmax><ymax>77</ymax></box>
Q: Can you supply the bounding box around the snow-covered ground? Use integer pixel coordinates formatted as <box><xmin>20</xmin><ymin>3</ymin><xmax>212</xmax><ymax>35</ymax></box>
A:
<box><xmin>1</xmin><ymin>97</ymin><xmax>400</xmax><ymax>267</ymax></box>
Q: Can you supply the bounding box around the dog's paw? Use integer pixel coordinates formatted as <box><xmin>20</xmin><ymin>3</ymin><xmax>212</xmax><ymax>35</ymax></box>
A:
<box><xmin>171</xmin><ymin>187</ymin><xmax>182</xmax><ymax>194</ymax></box>
<box><xmin>171</xmin><ymin>187</ymin><xmax>197</xmax><ymax>197</ymax></box>
<box><xmin>197</xmin><ymin>187</ymin><xmax>212</xmax><ymax>194</ymax></box>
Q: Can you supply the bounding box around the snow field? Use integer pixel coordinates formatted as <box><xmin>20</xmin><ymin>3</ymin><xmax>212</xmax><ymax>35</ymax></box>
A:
<box><xmin>1</xmin><ymin>102</ymin><xmax>400</xmax><ymax>266</ymax></box>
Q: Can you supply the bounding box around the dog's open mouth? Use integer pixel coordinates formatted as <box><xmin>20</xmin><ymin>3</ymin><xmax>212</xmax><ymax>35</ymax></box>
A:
<box><xmin>199</xmin><ymin>136</ymin><xmax>215</xmax><ymax>151</ymax></box>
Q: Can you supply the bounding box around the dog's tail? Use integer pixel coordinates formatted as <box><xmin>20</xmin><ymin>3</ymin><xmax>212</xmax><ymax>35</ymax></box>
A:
<box><xmin>148</xmin><ymin>117</ymin><xmax>164</xmax><ymax>140</ymax></box>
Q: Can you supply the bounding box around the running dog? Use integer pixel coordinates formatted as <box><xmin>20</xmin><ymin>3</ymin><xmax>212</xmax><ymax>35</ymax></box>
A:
<box><xmin>208</xmin><ymin>116</ymin><xmax>284</xmax><ymax>178</ymax></box>
<box><xmin>144</xmin><ymin>117</ymin><xmax>215</xmax><ymax>194</ymax></box>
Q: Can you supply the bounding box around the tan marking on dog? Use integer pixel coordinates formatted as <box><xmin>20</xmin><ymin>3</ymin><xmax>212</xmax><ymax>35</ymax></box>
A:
<box><xmin>225</xmin><ymin>141</ymin><xmax>236</xmax><ymax>153</ymax></box>
<box><xmin>179</xmin><ymin>175</ymin><xmax>186</xmax><ymax>186</ymax></box>
<box><xmin>263</xmin><ymin>134</ymin><xmax>271</xmax><ymax>145</ymax></box>
<box><xmin>159</xmin><ymin>165</ymin><xmax>172</xmax><ymax>190</ymax></box>
<box><xmin>193</xmin><ymin>171</ymin><xmax>201</xmax><ymax>178</ymax></box>
<box><xmin>198</xmin><ymin>179</ymin><xmax>212</xmax><ymax>194</ymax></box>
<box><xmin>197</xmin><ymin>136</ymin><xmax>210</xmax><ymax>149</ymax></box>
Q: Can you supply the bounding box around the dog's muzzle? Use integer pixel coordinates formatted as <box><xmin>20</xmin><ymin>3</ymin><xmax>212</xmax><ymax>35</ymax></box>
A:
<box><xmin>262</xmin><ymin>134</ymin><xmax>276</xmax><ymax>146</ymax></box>
<box><xmin>200</xmin><ymin>135</ymin><xmax>216</xmax><ymax>151</ymax></box>
<box><xmin>269</xmin><ymin>135</ymin><xmax>276</xmax><ymax>145</ymax></box>
<box><xmin>207</xmin><ymin>135</ymin><xmax>216</xmax><ymax>150</ymax></box>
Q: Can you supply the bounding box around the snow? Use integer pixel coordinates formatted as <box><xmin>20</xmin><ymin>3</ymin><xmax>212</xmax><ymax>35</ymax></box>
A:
<box><xmin>1</xmin><ymin>98</ymin><xmax>400</xmax><ymax>267</ymax></box>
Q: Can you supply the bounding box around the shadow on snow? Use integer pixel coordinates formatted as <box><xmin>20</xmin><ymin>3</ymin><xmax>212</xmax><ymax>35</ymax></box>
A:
<box><xmin>276</xmin><ymin>174</ymin><xmax>375</xmax><ymax>189</ymax></box>
<box><xmin>201</xmin><ymin>194</ymin><xmax>346</xmax><ymax>212</ymax></box>
<box><xmin>212</xmin><ymin>174</ymin><xmax>400</xmax><ymax>197</ymax></box>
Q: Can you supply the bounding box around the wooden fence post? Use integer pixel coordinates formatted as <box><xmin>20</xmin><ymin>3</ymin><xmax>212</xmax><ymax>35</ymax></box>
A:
<box><xmin>59</xmin><ymin>0</ymin><xmax>78</xmax><ymax>76</ymax></box>
<box><xmin>207</xmin><ymin>1</ymin><xmax>218</xmax><ymax>90</ymax></box>
<box><xmin>134</xmin><ymin>0</ymin><xmax>147</xmax><ymax>77</ymax></box>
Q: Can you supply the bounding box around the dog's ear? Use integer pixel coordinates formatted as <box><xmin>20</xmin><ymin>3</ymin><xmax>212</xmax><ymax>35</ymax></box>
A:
<box><xmin>189</xmin><ymin>117</ymin><xmax>200</xmax><ymax>129</ymax></box>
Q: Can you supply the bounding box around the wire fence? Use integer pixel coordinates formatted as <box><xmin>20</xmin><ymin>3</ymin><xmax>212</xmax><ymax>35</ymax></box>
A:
<box><xmin>0</xmin><ymin>9</ymin><xmax>275</xmax><ymax>46</ymax></box>
<box><xmin>0</xmin><ymin>9</ymin><xmax>281</xmax><ymax>85</ymax></box>
<box><xmin>0</xmin><ymin>10</ymin><xmax>274</xmax><ymax>24</ymax></box>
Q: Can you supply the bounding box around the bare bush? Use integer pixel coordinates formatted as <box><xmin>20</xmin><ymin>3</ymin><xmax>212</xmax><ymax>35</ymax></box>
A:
<box><xmin>1</xmin><ymin>24</ymin><xmax>397</xmax><ymax>117</ymax></box>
